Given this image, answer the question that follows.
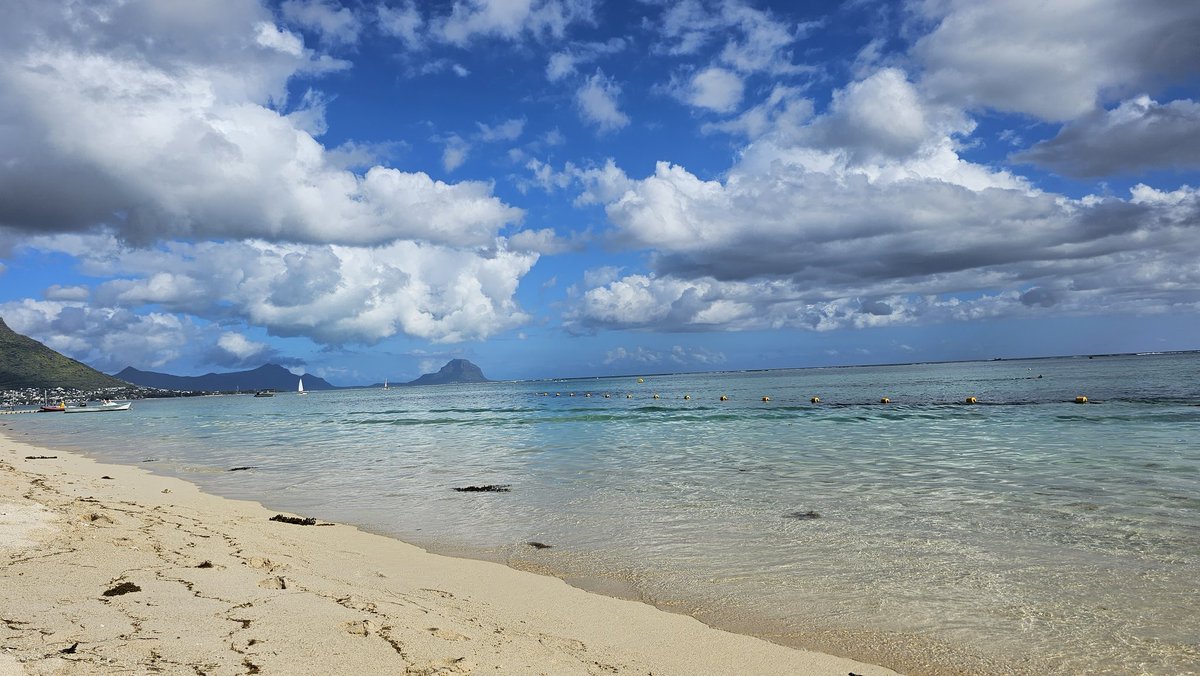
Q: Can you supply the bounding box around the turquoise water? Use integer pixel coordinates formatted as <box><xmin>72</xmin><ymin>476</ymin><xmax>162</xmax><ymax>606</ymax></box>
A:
<box><xmin>8</xmin><ymin>354</ymin><xmax>1200</xmax><ymax>673</ymax></box>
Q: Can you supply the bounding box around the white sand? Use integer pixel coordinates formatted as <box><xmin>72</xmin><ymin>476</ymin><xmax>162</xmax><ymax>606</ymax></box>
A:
<box><xmin>0</xmin><ymin>428</ymin><xmax>899</xmax><ymax>675</ymax></box>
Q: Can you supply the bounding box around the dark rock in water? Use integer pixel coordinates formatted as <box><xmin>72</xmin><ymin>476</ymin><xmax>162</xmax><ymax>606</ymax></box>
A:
<box><xmin>102</xmin><ymin>581</ymin><xmax>141</xmax><ymax>597</ymax></box>
<box><xmin>527</xmin><ymin>541</ymin><xmax>553</xmax><ymax>549</ymax></box>
<box><xmin>453</xmin><ymin>484</ymin><xmax>511</xmax><ymax>492</ymax></box>
<box><xmin>269</xmin><ymin>514</ymin><xmax>318</xmax><ymax>526</ymax></box>
<box><xmin>786</xmin><ymin>510</ymin><xmax>822</xmax><ymax>520</ymax></box>
<box><xmin>24</xmin><ymin>455</ymin><xmax>57</xmax><ymax>460</ymax></box>
<box><xmin>228</xmin><ymin>466</ymin><xmax>256</xmax><ymax>472</ymax></box>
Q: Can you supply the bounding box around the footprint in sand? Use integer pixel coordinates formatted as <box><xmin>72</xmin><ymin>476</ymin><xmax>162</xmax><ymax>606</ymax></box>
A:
<box><xmin>427</xmin><ymin>627</ymin><xmax>470</xmax><ymax>642</ymax></box>
<box><xmin>80</xmin><ymin>512</ymin><xmax>113</xmax><ymax>525</ymax></box>
<box><xmin>343</xmin><ymin>619</ymin><xmax>375</xmax><ymax>636</ymax></box>
<box><xmin>336</xmin><ymin>595</ymin><xmax>378</xmax><ymax>613</ymax></box>
<box><xmin>247</xmin><ymin>557</ymin><xmax>283</xmax><ymax>572</ymax></box>
<box><xmin>257</xmin><ymin>576</ymin><xmax>287</xmax><ymax>590</ymax></box>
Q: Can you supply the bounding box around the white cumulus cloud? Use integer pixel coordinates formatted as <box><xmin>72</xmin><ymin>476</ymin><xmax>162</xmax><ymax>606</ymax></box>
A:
<box><xmin>685</xmin><ymin>67</ymin><xmax>744</xmax><ymax>113</ymax></box>
<box><xmin>0</xmin><ymin>2</ymin><xmax>523</xmax><ymax>249</ymax></box>
<box><xmin>575</xmin><ymin>70</ymin><xmax>630</xmax><ymax>133</ymax></box>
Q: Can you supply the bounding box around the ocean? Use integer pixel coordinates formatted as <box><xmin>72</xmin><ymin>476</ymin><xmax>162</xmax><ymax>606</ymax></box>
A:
<box><xmin>7</xmin><ymin>353</ymin><xmax>1199</xmax><ymax>674</ymax></box>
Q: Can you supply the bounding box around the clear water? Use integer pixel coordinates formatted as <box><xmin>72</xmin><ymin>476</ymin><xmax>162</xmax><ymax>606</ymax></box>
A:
<box><xmin>8</xmin><ymin>354</ymin><xmax>1200</xmax><ymax>674</ymax></box>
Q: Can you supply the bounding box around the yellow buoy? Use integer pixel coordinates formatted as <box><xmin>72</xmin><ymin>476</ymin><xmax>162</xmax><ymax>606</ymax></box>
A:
<box><xmin>637</xmin><ymin>378</ymin><xmax>644</xmax><ymax>383</ymax></box>
<box><xmin>761</xmin><ymin>396</ymin><xmax>771</xmax><ymax>402</ymax></box>
<box><xmin>1075</xmin><ymin>395</ymin><xmax>1088</xmax><ymax>404</ymax></box>
<box><xmin>965</xmin><ymin>396</ymin><xmax>977</xmax><ymax>405</ymax></box>
<box><xmin>810</xmin><ymin>396</ymin><xmax>820</xmax><ymax>404</ymax></box>
<box><xmin>880</xmin><ymin>397</ymin><xmax>890</xmax><ymax>404</ymax></box>
<box><xmin>719</xmin><ymin>395</ymin><xmax>728</xmax><ymax>401</ymax></box>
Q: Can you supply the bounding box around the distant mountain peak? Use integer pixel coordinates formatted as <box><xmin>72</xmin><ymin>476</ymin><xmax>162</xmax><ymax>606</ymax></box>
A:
<box><xmin>406</xmin><ymin>359</ymin><xmax>489</xmax><ymax>386</ymax></box>
<box><xmin>115</xmin><ymin>363</ymin><xmax>335</xmax><ymax>392</ymax></box>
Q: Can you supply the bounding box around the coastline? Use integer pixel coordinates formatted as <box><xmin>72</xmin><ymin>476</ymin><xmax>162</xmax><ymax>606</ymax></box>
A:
<box><xmin>0</xmin><ymin>428</ymin><xmax>898</xmax><ymax>675</ymax></box>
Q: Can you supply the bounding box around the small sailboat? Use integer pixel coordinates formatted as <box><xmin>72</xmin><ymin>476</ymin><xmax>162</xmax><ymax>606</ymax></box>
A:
<box><xmin>383</xmin><ymin>379</ymin><xmax>389</xmax><ymax>390</ymax></box>
<box><xmin>297</xmin><ymin>378</ymin><xmax>307</xmax><ymax>395</ymax></box>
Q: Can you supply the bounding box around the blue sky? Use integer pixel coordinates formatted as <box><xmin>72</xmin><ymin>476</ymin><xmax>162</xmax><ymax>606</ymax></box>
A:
<box><xmin>1</xmin><ymin>0</ymin><xmax>1199</xmax><ymax>384</ymax></box>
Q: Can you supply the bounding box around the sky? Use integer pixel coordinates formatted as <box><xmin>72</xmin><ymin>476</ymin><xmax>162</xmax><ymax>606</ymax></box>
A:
<box><xmin>1</xmin><ymin>0</ymin><xmax>1198</xmax><ymax>385</ymax></box>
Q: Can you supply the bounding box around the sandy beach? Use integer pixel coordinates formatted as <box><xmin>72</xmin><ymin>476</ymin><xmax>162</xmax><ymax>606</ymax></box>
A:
<box><xmin>0</xmin><ymin>428</ymin><xmax>898</xmax><ymax>676</ymax></box>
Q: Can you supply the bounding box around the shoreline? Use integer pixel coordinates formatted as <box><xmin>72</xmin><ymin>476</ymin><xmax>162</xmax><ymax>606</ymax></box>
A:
<box><xmin>0</xmin><ymin>428</ymin><xmax>899</xmax><ymax>675</ymax></box>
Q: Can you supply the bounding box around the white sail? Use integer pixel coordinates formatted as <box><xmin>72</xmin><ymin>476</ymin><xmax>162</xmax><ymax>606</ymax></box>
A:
<box><xmin>383</xmin><ymin>379</ymin><xmax>389</xmax><ymax>390</ymax></box>
<box><xmin>297</xmin><ymin>378</ymin><xmax>306</xmax><ymax>395</ymax></box>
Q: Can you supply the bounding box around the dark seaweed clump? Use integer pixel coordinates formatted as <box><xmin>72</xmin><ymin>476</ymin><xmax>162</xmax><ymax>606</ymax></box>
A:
<box><xmin>785</xmin><ymin>510</ymin><xmax>822</xmax><ymax>520</ymax></box>
<box><xmin>453</xmin><ymin>484</ymin><xmax>511</xmax><ymax>493</ymax></box>
<box><xmin>269</xmin><ymin>514</ymin><xmax>317</xmax><ymax>526</ymax></box>
<box><xmin>102</xmin><ymin>581</ymin><xmax>141</xmax><ymax>597</ymax></box>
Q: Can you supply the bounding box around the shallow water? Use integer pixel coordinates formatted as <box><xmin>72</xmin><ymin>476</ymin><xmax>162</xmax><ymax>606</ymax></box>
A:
<box><xmin>10</xmin><ymin>353</ymin><xmax>1200</xmax><ymax>673</ymax></box>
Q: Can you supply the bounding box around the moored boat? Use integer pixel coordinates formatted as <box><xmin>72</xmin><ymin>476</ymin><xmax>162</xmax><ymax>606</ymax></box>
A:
<box><xmin>63</xmin><ymin>401</ymin><xmax>131</xmax><ymax>413</ymax></box>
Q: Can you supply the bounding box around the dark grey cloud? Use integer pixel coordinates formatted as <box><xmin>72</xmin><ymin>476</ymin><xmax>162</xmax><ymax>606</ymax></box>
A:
<box><xmin>1013</xmin><ymin>97</ymin><xmax>1200</xmax><ymax>177</ymax></box>
<box><xmin>913</xmin><ymin>0</ymin><xmax>1200</xmax><ymax>120</ymax></box>
<box><xmin>1019</xmin><ymin>287</ymin><xmax>1057</xmax><ymax>307</ymax></box>
<box><xmin>859</xmin><ymin>300</ymin><xmax>893</xmax><ymax>316</ymax></box>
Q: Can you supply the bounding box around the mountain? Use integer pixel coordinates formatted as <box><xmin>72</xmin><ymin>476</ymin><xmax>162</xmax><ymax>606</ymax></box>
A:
<box><xmin>114</xmin><ymin>363</ymin><xmax>337</xmax><ymax>392</ymax></box>
<box><xmin>0</xmin><ymin>317</ymin><xmax>130</xmax><ymax>390</ymax></box>
<box><xmin>406</xmin><ymin>359</ymin><xmax>490</xmax><ymax>386</ymax></box>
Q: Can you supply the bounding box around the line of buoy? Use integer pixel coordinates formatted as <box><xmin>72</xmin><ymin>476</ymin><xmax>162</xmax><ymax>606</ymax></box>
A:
<box><xmin>530</xmin><ymin>393</ymin><xmax>1105</xmax><ymax>405</ymax></box>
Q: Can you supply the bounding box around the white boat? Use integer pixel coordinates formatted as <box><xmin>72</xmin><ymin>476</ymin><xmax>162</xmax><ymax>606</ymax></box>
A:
<box><xmin>297</xmin><ymin>378</ymin><xmax>307</xmax><ymax>395</ymax></box>
<box><xmin>64</xmin><ymin>401</ymin><xmax>131</xmax><ymax>413</ymax></box>
<box><xmin>383</xmin><ymin>379</ymin><xmax>389</xmax><ymax>390</ymax></box>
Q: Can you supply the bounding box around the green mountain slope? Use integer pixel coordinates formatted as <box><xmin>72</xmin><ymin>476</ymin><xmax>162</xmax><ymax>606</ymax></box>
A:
<box><xmin>0</xmin><ymin>317</ymin><xmax>129</xmax><ymax>390</ymax></box>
